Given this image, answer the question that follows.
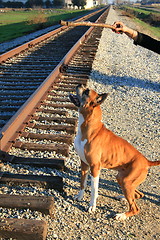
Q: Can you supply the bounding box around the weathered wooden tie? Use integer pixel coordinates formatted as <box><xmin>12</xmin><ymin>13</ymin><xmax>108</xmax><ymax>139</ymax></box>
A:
<box><xmin>41</xmin><ymin>102</ymin><xmax>77</xmax><ymax>110</ymax></box>
<box><xmin>13</xmin><ymin>141</ymin><xmax>69</xmax><ymax>157</ymax></box>
<box><xmin>26</xmin><ymin>122</ymin><xmax>76</xmax><ymax>134</ymax></box>
<box><xmin>21</xmin><ymin>132</ymin><xmax>73</xmax><ymax>145</ymax></box>
<box><xmin>36</xmin><ymin>108</ymin><xmax>68</xmax><ymax>116</ymax></box>
<box><xmin>0</xmin><ymin>194</ymin><xmax>55</xmax><ymax>216</ymax></box>
<box><xmin>0</xmin><ymin>218</ymin><xmax>47</xmax><ymax>240</ymax></box>
<box><xmin>34</xmin><ymin>115</ymin><xmax>77</xmax><ymax>125</ymax></box>
<box><xmin>0</xmin><ymin>172</ymin><xmax>63</xmax><ymax>191</ymax></box>
<box><xmin>0</xmin><ymin>150</ymin><xmax>65</xmax><ymax>169</ymax></box>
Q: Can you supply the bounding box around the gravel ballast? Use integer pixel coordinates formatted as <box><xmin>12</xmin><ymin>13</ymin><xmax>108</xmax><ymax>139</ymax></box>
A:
<box><xmin>0</xmin><ymin>7</ymin><xmax>160</xmax><ymax>240</ymax></box>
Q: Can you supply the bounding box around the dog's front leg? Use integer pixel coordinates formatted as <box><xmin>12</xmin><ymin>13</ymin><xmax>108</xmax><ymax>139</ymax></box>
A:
<box><xmin>89</xmin><ymin>174</ymin><xmax>99</xmax><ymax>213</ymax></box>
<box><xmin>75</xmin><ymin>161</ymin><xmax>89</xmax><ymax>201</ymax></box>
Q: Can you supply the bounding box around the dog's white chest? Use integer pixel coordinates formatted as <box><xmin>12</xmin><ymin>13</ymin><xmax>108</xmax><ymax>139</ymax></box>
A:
<box><xmin>74</xmin><ymin>113</ymin><xmax>88</xmax><ymax>165</ymax></box>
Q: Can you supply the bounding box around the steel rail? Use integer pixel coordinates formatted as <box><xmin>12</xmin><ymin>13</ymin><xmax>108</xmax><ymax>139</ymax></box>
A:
<box><xmin>0</xmin><ymin>8</ymin><xmax>105</xmax><ymax>63</ymax></box>
<box><xmin>0</xmin><ymin>7</ymin><xmax>110</xmax><ymax>152</ymax></box>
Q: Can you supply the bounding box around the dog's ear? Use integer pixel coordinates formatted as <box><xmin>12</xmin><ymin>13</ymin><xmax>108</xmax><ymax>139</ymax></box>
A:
<box><xmin>94</xmin><ymin>93</ymin><xmax>109</xmax><ymax>106</ymax></box>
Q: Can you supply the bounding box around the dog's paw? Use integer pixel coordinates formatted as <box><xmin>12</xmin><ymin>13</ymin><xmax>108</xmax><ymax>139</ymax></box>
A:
<box><xmin>115</xmin><ymin>213</ymin><xmax>127</xmax><ymax>221</ymax></box>
<box><xmin>74</xmin><ymin>190</ymin><xmax>84</xmax><ymax>201</ymax></box>
<box><xmin>88</xmin><ymin>205</ymin><xmax>96</xmax><ymax>213</ymax></box>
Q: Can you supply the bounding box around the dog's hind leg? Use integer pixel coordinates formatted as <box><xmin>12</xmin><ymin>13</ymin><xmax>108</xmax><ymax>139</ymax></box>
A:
<box><xmin>115</xmin><ymin>166</ymin><xmax>148</xmax><ymax>220</ymax></box>
<box><xmin>135</xmin><ymin>189</ymin><xmax>144</xmax><ymax>199</ymax></box>
<box><xmin>115</xmin><ymin>189</ymin><xmax>144</xmax><ymax>202</ymax></box>
<box><xmin>74</xmin><ymin>160</ymin><xmax>89</xmax><ymax>201</ymax></box>
<box><xmin>115</xmin><ymin>183</ymin><xmax>139</xmax><ymax>220</ymax></box>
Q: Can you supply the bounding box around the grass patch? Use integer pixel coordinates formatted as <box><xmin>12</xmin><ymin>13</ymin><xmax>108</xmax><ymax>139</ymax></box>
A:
<box><xmin>118</xmin><ymin>5</ymin><xmax>160</xmax><ymax>39</ymax></box>
<box><xmin>135</xmin><ymin>7</ymin><xmax>160</xmax><ymax>14</ymax></box>
<box><xmin>120</xmin><ymin>6</ymin><xmax>160</xmax><ymax>27</ymax></box>
<box><xmin>0</xmin><ymin>9</ymin><xmax>91</xmax><ymax>43</ymax></box>
<box><xmin>133</xmin><ymin>18</ymin><xmax>160</xmax><ymax>39</ymax></box>
<box><xmin>126</xmin><ymin>6</ymin><xmax>159</xmax><ymax>14</ymax></box>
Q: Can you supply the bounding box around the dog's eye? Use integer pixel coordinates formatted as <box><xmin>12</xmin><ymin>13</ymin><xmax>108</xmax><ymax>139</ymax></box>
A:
<box><xmin>90</xmin><ymin>101</ymin><xmax>94</xmax><ymax>106</ymax></box>
<box><xmin>83</xmin><ymin>89</ymin><xmax>89</xmax><ymax>96</ymax></box>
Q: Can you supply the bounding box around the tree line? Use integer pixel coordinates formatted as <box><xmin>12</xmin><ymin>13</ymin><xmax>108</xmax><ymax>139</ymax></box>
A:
<box><xmin>0</xmin><ymin>0</ymin><xmax>87</xmax><ymax>9</ymax></box>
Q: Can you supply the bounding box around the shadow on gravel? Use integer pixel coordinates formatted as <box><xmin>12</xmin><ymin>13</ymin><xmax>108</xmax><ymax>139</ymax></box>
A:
<box><xmin>142</xmin><ymin>191</ymin><xmax>160</xmax><ymax>205</ymax></box>
<box><xmin>64</xmin><ymin>168</ymin><xmax>121</xmax><ymax>195</ymax></box>
<box><xmin>90</xmin><ymin>70</ymin><xmax>160</xmax><ymax>92</ymax></box>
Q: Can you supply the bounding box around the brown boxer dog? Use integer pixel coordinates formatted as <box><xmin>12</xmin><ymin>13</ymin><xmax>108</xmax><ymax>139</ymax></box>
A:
<box><xmin>69</xmin><ymin>84</ymin><xmax>160</xmax><ymax>220</ymax></box>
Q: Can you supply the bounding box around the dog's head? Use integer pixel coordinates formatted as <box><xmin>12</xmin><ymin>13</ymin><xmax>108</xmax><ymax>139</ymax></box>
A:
<box><xmin>69</xmin><ymin>84</ymin><xmax>109</xmax><ymax>114</ymax></box>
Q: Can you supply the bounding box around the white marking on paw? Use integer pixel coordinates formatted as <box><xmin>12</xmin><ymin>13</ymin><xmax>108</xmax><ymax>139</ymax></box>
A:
<box><xmin>115</xmin><ymin>213</ymin><xmax>127</xmax><ymax>221</ymax></box>
<box><xmin>74</xmin><ymin>190</ymin><xmax>84</xmax><ymax>201</ymax></box>
<box><xmin>88</xmin><ymin>205</ymin><xmax>96</xmax><ymax>213</ymax></box>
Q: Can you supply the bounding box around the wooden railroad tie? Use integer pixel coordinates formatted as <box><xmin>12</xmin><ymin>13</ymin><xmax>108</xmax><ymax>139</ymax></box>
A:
<box><xmin>41</xmin><ymin>102</ymin><xmax>77</xmax><ymax>110</ymax></box>
<box><xmin>0</xmin><ymin>172</ymin><xmax>63</xmax><ymax>192</ymax></box>
<box><xmin>0</xmin><ymin>150</ymin><xmax>65</xmax><ymax>170</ymax></box>
<box><xmin>0</xmin><ymin>218</ymin><xmax>47</xmax><ymax>240</ymax></box>
<box><xmin>26</xmin><ymin>121</ymin><xmax>76</xmax><ymax>135</ymax></box>
<box><xmin>21</xmin><ymin>132</ymin><xmax>73</xmax><ymax>145</ymax></box>
<box><xmin>0</xmin><ymin>194</ymin><xmax>54</xmax><ymax>216</ymax></box>
<box><xmin>13</xmin><ymin>141</ymin><xmax>69</xmax><ymax>157</ymax></box>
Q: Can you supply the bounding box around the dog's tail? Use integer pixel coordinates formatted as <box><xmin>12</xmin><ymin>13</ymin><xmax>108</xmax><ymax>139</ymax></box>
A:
<box><xmin>148</xmin><ymin>160</ymin><xmax>160</xmax><ymax>167</ymax></box>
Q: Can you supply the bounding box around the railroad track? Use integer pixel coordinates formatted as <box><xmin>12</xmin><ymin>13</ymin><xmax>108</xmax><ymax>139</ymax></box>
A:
<box><xmin>0</xmin><ymin>8</ymin><xmax>105</xmax><ymax>129</ymax></box>
<box><xmin>0</xmin><ymin>6</ymin><xmax>111</xmax><ymax>239</ymax></box>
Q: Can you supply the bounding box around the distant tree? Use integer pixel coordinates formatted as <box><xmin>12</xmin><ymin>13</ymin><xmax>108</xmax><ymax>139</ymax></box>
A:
<box><xmin>3</xmin><ymin>1</ymin><xmax>24</xmax><ymax>8</ymax></box>
<box><xmin>45</xmin><ymin>0</ymin><xmax>52</xmax><ymax>8</ymax></box>
<box><xmin>53</xmin><ymin>0</ymin><xmax>64</xmax><ymax>7</ymax></box>
<box><xmin>72</xmin><ymin>0</ymin><xmax>86</xmax><ymax>8</ymax></box>
<box><xmin>25</xmin><ymin>0</ymin><xmax>44</xmax><ymax>8</ymax></box>
<box><xmin>0</xmin><ymin>0</ymin><xmax>3</xmax><ymax>8</ymax></box>
<box><xmin>25</xmin><ymin>0</ymin><xmax>31</xmax><ymax>8</ymax></box>
<box><xmin>141</xmin><ymin>0</ymin><xmax>160</xmax><ymax>4</ymax></box>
